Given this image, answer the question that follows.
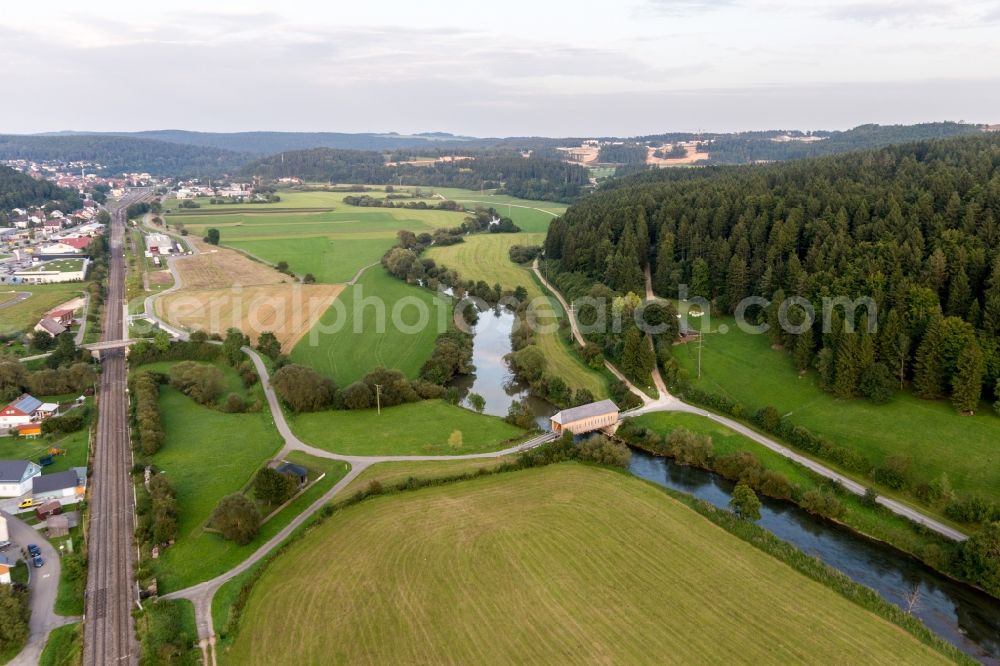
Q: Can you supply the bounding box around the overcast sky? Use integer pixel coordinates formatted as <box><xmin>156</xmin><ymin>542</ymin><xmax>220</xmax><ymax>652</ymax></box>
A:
<box><xmin>2</xmin><ymin>0</ymin><xmax>998</xmax><ymax>136</ymax></box>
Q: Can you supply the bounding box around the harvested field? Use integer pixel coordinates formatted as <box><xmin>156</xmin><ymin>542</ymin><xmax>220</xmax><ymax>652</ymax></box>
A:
<box><xmin>157</xmin><ymin>283</ymin><xmax>343</xmax><ymax>351</ymax></box>
<box><xmin>148</xmin><ymin>270</ymin><xmax>174</xmax><ymax>285</ymax></box>
<box><xmin>173</xmin><ymin>243</ymin><xmax>285</xmax><ymax>290</ymax></box>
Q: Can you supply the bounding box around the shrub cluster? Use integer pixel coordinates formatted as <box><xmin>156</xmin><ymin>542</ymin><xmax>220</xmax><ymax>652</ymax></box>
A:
<box><xmin>131</xmin><ymin>371</ymin><xmax>165</xmax><ymax>456</ymax></box>
<box><xmin>136</xmin><ymin>472</ymin><xmax>179</xmax><ymax>546</ymax></box>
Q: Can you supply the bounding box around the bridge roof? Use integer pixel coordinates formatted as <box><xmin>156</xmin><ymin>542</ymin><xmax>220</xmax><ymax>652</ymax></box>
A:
<box><xmin>550</xmin><ymin>399</ymin><xmax>619</xmax><ymax>425</ymax></box>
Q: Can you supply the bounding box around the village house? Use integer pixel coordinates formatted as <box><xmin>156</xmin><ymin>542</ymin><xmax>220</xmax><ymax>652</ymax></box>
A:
<box><xmin>0</xmin><ymin>460</ymin><xmax>42</xmax><ymax>497</ymax></box>
<box><xmin>0</xmin><ymin>394</ymin><xmax>43</xmax><ymax>431</ymax></box>
<box><xmin>31</xmin><ymin>467</ymin><xmax>86</xmax><ymax>503</ymax></box>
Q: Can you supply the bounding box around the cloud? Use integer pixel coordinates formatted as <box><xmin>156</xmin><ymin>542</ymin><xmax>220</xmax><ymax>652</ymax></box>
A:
<box><xmin>823</xmin><ymin>1</ymin><xmax>957</xmax><ymax>25</ymax></box>
<box><xmin>644</xmin><ymin>0</ymin><xmax>737</xmax><ymax>16</ymax></box>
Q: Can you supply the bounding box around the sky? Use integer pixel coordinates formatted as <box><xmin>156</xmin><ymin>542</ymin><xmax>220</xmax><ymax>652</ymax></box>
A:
<box><xmin>2</xmin><ymin>0</ymin><xmax>998</xmax><ymax>136</ymax></box>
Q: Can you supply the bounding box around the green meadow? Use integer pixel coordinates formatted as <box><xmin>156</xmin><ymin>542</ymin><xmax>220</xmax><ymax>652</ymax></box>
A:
<box><xmin>290</xmin><ymin>268</ymin><xmax>448</xmax><ymax>385</ymax></box>
<box><xmin>673</xmin><ymin>312</ymin><xmax>1000</xmax><ymax>508</ymax></box>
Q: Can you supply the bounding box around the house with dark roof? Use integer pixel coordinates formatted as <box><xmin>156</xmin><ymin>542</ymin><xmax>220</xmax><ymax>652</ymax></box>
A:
<box><xmin>32</xmin><ymin>468</ymin><xmax>86</xmax><ymax>502</ymax></box>
<box><xmin>0</xmin><ymin>394</ymin><xmax>43</xmax><ymax>431</ymax></box>
<box><xmin>276</xmin><ymin>462</ymin><xmax>309</xmax><ymax>487</ymax></box>
<box><xmin>550</xmin><ymin>399</ymin><xmax>620</xmax><ymax>435</ymax></box>
<box><xmin>0</xmin><ymin>460</ymin><xmax>42</xmax><ymax>497</ymax></box>
<box><xmin>34</xmin><ymin>317</ymin><xmax>67</xmax><ymax>337</ymax></box>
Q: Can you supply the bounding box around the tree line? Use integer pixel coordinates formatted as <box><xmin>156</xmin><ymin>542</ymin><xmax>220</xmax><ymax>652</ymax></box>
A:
<box><xmin>242</xmin><ymin>149</ymin><xmax>590</xmax><ymax>202</ymax></box>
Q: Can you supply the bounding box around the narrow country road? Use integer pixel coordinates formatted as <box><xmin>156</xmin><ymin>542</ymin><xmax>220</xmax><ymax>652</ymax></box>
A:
<box><xmin>160</xmin><ymin>345</ymin><xmax>557</xmax><ymax>665</ymax></box>
<box><xmin>4</xmin><ymin>511</ymin><xmax>79</xmax><ymax>666</ymax></box>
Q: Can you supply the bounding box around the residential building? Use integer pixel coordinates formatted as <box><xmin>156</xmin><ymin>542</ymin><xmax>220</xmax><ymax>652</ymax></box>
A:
<box><xmin>34</xmin><ymin>318</ymin><xmax>67</xmax><ymax>336</ymax></box>
<box><xmin>0</xmin><ymin>460</ymin><xmax>42</xmax><ymax>497</ymax></box>
<box><xmin>32</xmin><ymin>468</ymin><xmax>86</xmax><ymax>502</ymax></box>
<box><xmin>0</xmin><ymin>394</ymin><xmax>42</xmax><ymax>431</ymax></box>
<box><xmin>549</xmin><ymin>400</ymin><xmax>620</xmax><ymax>435</ymax></box>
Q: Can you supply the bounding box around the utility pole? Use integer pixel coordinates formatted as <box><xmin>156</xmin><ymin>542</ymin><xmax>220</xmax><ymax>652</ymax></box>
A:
<box><xmin>697</xmin><ymin>330</ymin><xmax>703</xmax><ymax>379</ymax></box>
<box><xmin>374</xmin><ymin>384</ymin><xmax>382</xmax><ymax>415</ymax></box>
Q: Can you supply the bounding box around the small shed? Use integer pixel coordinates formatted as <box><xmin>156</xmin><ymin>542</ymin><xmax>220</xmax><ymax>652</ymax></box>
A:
<box><xmin>17</xmin><ymin>424</ymin><xmax>41</xmax><ymax>438</ymax></box>
<box><xmin>47</xmin><ymin>511</ymin><xmax>79</xmax><ymax>537</ymax></box>
<box><xmin>550</xmin><ymin>400</ymin><xmax>620</xmax><ymax>435</ymax></box>
<box><xmin>35</xmin><ymin>499</ymin><xmax>62</xmax><ymax>521</ymax></box>
<box><xmin>275</xmin><ymin>462</ymin><xmax>308</xmax><ymax>487</ymax></box>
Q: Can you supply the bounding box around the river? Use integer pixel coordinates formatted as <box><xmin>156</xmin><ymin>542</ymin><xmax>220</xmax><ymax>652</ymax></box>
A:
<box><xmin>455</xmin><ymin>297</ymin><xmax>1000</xmax><ymax>664</ymax></box>
<box><xmin>630</xmin><ymin>449</ymin><xmax>1000</xmax><ymax>665</ymax></box>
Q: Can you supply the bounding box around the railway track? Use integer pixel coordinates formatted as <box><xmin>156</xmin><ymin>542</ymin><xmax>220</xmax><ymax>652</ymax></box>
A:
<box><xmin>83</xmin><ymin>191</ymin><xmax>149</xmax><ymax>666</ymax></box>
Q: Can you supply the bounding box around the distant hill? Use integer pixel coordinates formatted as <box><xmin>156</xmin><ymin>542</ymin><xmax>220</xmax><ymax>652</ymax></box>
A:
<box><xmin>39</xmin><ymin>130</ymin><xmax>484</xmax><ymax>155</ymax></box>
<box><xmin>0</xmin><ymin>164</ymin><xmax>78</xmax><ymax>214</ymax></box>
<box><xmin>242</xmin><ymin>148</ymin><xmax>590</xmax><ymax>202</ymax></box>
<box><xmin>0</xmin><ymin>134</ymin><xmax>249</xmax><ymax>176</ymax></box>
<box><xmin>698</xmin><ymin>122</ymin><xmax>982</xmax><ymax>164</ymax></box>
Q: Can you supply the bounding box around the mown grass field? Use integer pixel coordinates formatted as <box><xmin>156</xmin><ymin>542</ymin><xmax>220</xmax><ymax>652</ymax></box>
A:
<box><xmin>149</xmin><ymin>384</ymin><xmax>283</xmax><ymax>591</ymax></box>
<box><xmin>673</xmin><ymin>313</ymin><xmax>1000</xmax><ymax>507</ymax></box>
<box><xmin>426</xmin><ymin>233</ymin><xmax>609</xmax><ymax>398</ymax></box>
<box><xmin>289</xmin><ymin>399</ymin><xmax>525</xmax><ymax>456</ymax></box>
<box><xmin>225</xmin><ymin>236</ymin><xmax>389</xmax><ymax>283</ymax></box>
<box><xmin>341</xmin><ymin>456</ymin><xmax>517</xmax><ymax>494</ymax></box>
<box><xmin>221</xmin><ymin>464</ymin><xmax>951</xmax><ymax>666</ymax></box>
<box><xmin>0</xmin><ymin>283</ymin><xmax>84</xmax><ymax>334</ymax></box>
<box><xmin>290</xmin><ymin>268</ymin><xmax>447</xmax><ymax>385</ymax></box>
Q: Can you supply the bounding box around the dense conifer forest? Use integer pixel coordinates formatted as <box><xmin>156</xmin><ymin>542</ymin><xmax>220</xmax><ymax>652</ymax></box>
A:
<box><xmin>545</xmin><ymin>134</ymin><xmax>1000</xmax><ymax>410</ymax></box>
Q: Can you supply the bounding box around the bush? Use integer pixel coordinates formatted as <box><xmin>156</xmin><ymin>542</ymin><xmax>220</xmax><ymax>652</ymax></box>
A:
<box><xmin>730</xmin><ymin>482</ymin><xmax>762</xmax><ymax>521</ymax></box>
<box><xmin>271</xmin><ymin>364</ymin><xmax>339</xmax><ymax>412</ymax></box>
<box><xmin>667</xmin><ymin>428</ymin><xmax>713</xmax><ymax>467</ymax></box>
<box><xmin>799</xmin><ymin>489</ymin><xmax>846</xmax><ymax>519</ymax></box>
<box><xmin>342</xmin><ymin>382</ymin><xmax>372</xmax><ymax>410</ymax></box>
<box><xmin>945</xmin><ymin>495</ymin><xmax>999</xmax><ymax>524</ymax></box>
<box><xmin>41</xmin><ymin>407</ymin><xmax>87</xmax><ymax>435</ymax></box>
<box><xmin>577</xmin><ymin>435</ymin><xmax>631</xmax><ymax>467</ymax></box>
<box><xmin>168</xmin><ymin>361</ymin><xmax>224</xmax><ymax>405</ymax></box>
<box><xmin>713</xmin><ymin>451</ymin><xmax>762</xmax><ymax>485</ymax></box>
<box><xmin>254</xmin><ymin>468</ymin><xmax>299</xmax><ymax>506</ymax></box>
<box><xmin>211</xmin><ymin>494</ymin><xmax>261</xmax><ymax>545</ymax></box>
<box><xmin>872</xmin><ymin>455</ymin><xmax>912</xmax><ymax>490</ymax></box>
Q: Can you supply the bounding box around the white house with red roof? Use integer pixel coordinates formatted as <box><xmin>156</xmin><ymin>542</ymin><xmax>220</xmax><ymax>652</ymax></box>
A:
<box><xmin>0</xmin><ymin>394</ymin><xmax>43</xmax><ymax>432</ymax></box>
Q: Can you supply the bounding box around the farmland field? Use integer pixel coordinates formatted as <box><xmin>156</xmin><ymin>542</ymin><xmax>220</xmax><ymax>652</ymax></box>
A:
<box><xmin>221</xmin><ymin>464</ymin><xmax>951</xmax><ymax>665</ymax></box>
<box><xmin>674</xmin><ymin>313</ymin><xmax>1000</xmax><ymax>508</ymax></box>
<box><xmin>0</xmin><ymin>283</ymin><xmax>85</xmax><ymax>334</ymax></box>
<box><xmin>162</xmin><ymin>188</ymin><xmax>568</xmax><ymax>281</ymax></box>
<box><xmin>225</xmin><ymin>236</ymin><xmax>389</xmax><ymax>283</ymax></box>
<box><xmin>290</xmin><ymin>268</ymin><xmax>446</xmax><ymax>384</ymax></box>
<box><xmin>156</xmin><ymin>282</ymin><xmax>343</xmax><ymax>352</ymax></box>
<box><xmin>289</xmin><ymin>398</ymin><xmax>525</xmax><ymax>456</ymax></box>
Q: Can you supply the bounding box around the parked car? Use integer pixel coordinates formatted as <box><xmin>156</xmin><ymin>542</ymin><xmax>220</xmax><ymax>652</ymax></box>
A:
<box><xmin>32</xmin><ymin>555</ymin><xmax>43</xmax><ymax>568</ymax></box>
<box><xmin>0</xmin><ymin>541</ymin><xmax>11</xmax><ymax>550</ymax></box>
<box><xmin>18</xmin><ymin>498</ymin><xmax>35</xmax><ymax>509</ymax></box>
<box><xmin>27</xmin><ymin>544</ymin><xmax>40</xmax><ymax>557</ymax></box>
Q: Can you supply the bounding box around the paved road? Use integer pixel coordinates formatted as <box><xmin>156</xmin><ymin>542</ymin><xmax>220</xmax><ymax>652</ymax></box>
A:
<box><xmin>531</xmin><ymin>258</ymin><xmax>653</xmax><ymax>405</ymax></box>
<box><xmin>83</xmin><ymin>190</ymin><xmax>151</xmax><ymax>666</ymax></box>
<box><xmin>533</xmin><ymin>257</ymin><xmax>967</xmax><ymax>542</ymax></box>
<box><xmin>4</xmin><ymin>511</ymin><xmax>79</xmax><ymax>666</ymax></box>
<box><xmin>0</xmin><ymin>290</ymin><xmax>31</xmax><ymax>310</ymax></box>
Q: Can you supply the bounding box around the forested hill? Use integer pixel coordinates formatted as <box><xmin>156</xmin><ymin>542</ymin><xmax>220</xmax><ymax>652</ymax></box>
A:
<box><xmin>545</xmin><ymin>133</ymin><xmax>1000</xmax><ymax>410</ymax></box>
<box><xmin>0</xmin><ymin>135</ymin><xmax>248</xmax><ymax>177</ymax></box>
<box><xmin>702</xmin><ymin>122</ymin><xmax>980</xmax><ymax>164</ymax></box>
<box><xmin>0</xmin><ymin>164</ymin><xmax>78</xmax><ymax>213</ymax></box>
<box><xmin>242</xmin><ymin>149</ymin><xmax>590</xmax><ymax>202</ymax></box>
